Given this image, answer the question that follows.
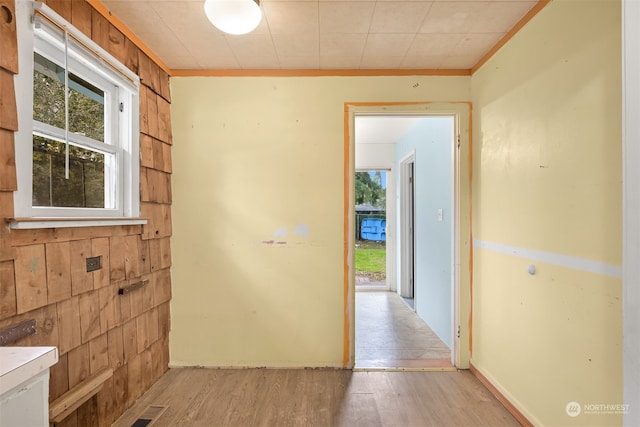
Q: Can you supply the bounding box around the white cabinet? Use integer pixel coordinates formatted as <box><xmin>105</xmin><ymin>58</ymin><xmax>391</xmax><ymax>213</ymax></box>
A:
<box><xmin>0</xmin><ymin>347</ymin><xmax>58</xmax><ymax>427</ymax></box>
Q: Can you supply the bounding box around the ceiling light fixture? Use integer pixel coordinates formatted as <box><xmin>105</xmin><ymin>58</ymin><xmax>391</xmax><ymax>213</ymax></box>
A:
<box><xmin>203</xmin><ymin>0</ymin><xmax>262</xmax><ymax>35</ymax></box>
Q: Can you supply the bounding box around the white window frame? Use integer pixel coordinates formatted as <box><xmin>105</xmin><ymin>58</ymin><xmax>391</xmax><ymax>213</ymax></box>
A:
<box><xmin>12</xmin><ymin>1</ymin><xmax>143</xmax><ymax>228</ymax></box>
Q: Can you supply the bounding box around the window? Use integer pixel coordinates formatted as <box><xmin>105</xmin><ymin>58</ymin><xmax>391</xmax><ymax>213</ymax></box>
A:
<box><xmin>13</xmin><ymin>2</ymin><xmax>141</xmax><ymax>225</ymax></box>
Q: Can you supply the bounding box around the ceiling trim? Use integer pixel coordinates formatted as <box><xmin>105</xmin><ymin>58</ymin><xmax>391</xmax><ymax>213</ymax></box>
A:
<box><xmin>86</xmin><ymin>0</ymin><xmax>171</xmax><ymax>74</ymax></box>
<box><xmin>472</xmin><ymin>0</ymin><xmax>552</xmax><ymax>74</ymax></box>
<box><xmin>170</xmin><ymin>68</ymin><xmax>472</xmax><ymax>78</ymax></box>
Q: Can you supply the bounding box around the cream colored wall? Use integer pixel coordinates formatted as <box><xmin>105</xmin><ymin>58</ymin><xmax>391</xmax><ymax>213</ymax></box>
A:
<box><xmin>170</xmin><ymin>76</ymin><xmax>470</xmax><ymax>367</ymax></box>
<box><xmin>471</xmin><ymin>0</ymin><xmax>622</xmax><ymax>426</ymax></box>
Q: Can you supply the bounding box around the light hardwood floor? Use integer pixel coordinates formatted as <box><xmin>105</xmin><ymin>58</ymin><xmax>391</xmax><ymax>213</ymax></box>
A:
<box><xmin>112</xmin><ymin>368</ymin><xmax>520</xmax><ymax>427</ymax></box>
<box><xmin>356</xmin><ymin>291</ymin><xmax>452</xmax><ymax>369</ymax></box>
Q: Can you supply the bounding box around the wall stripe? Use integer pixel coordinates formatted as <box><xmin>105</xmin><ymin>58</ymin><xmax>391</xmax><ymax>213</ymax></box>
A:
<box><xmin>473</xmin><ymin>240</ymin><xmax>622</xmax><ymax>278</ymax></box>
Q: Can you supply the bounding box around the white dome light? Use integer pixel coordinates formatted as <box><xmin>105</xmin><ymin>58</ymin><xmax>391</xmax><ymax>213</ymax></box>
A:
<box><xmin>204</xmin><ymin>0</ymin><xmax>262</xmax><ymax>35</ymax></box>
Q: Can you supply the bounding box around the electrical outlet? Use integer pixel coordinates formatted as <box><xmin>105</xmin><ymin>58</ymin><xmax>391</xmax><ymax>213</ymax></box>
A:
<box><xmin>86</xmin><ymin>256</ymin><xmax>102</xmax><ymax>272</ymax></box>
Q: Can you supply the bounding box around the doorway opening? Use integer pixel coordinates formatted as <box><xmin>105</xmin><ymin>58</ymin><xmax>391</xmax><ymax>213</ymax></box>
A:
<box><xmin>355</xmin><ymin>171</ymin><xmax>387</xmax><ymax>290</ymax></box>
<box><xmin>351</xmin><ymin>111</ymin><xmax>460</xmax><ymax>371</ymax></box>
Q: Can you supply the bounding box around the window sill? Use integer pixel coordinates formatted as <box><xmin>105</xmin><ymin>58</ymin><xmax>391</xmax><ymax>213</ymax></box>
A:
<box><xmin>8</xmin><ymin>217</ymin><xmax>147</xmax><ymax>230</ymax></box>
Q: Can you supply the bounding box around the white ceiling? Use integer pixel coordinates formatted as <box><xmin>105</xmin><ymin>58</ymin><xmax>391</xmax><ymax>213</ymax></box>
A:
<box><xmin>100</xmin><ymin>0</ymin><xmax>538</xmax><ymax>71</ymax></box>
<box><xmin>355</xmin><ymin>116</ymin><xmax>424</xmax><ymax>144</ymax></box>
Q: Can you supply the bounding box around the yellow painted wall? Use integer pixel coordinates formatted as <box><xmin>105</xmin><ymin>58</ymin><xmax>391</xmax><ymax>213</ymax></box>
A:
<box><xmin>170</xmin><ymin>76</ymin><xmax>470</xmax><ymax>367</ymax></box>
<box><xmin>471</xmin><ymin>0</ymin><xmax>622</xmax><ymax>426</ymax></box>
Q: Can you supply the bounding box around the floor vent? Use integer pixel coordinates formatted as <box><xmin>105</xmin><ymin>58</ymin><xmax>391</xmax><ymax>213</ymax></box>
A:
<box><xmin>131</xmin><ymin>405</ymin><xmax>168</xmax><ymax>427</ymax></box>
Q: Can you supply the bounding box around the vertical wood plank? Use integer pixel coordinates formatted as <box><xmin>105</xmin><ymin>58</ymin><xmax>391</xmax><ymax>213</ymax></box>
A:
<box><xmin>45</xmin><ymin>0</ymin><xmax>71</xmax><ymax>22</ymax></box>
<box><xmin>117</xmin><ymin>287</ymin><xmax>132</xmax><ymax>323</ymax></box>
<box><xmin>149</xmin><ymin>340</ymin><xmax>163</xmax><ymax>384</ymax></box>
<box><xmin>140</xmin><ymin>167</ymin><xmax>149</xmax><ymax>202</ymax></box>
<box><xmin>159</xmin><ymin>70</ymin><xmax>171</xmax><ymax>103</ymax></box>
<box><xmin>91</xmin><ymin>9</ymin><xmax>124</xmax><ymax>62</ymax></box>
<box><xmin>107</xmin><ymin>24</ymin><xmax>126</xmax><ymax>65</ymax></box>
<box><xmin>89</xmin><ymin>333</ymin><xmax>109</xmax><ymax>374</ymax></box>
<box><xmin>126</xmin><ymin>353</ymin><xmax>142</xmax><ymax>406</ymax></box>
<box><xmin>140</xmin><ymin>134</ymin><xmax>154</xmax><ymax>168</ymax></box>
<box><xmin>109</xmin><ymin>236</ymin><xmax>126</xmax><ymax>281</ymax></box>
<box><xmin>148</xmin><ymin>60</ymin><xmax>161</xmax><ymax>96</ymax></box>
<box><xmin>0</xmin><ymin>0</ymin><xmax>18</xmax><ymax>74</ymax></box>
<box><xmin>153</xmin><ymin>269</ymin><xmax>171</xmax><ymax>306</ymax></box>
<box><xmin>147</xmin><ymin>307</ymin><xmax>159</xmax><ymax>345</ymax></box>
<box><xmin>91</xmin><ymin>237</ymin><xmax>110</xmax><ymax>289</ymax></box>
<box><xmin>140</xmin><ymin>347</ymin><xmax>153</xmax><ymax>391</ymax></box>
<box><xmin>0</xmin><ymin>129</ymin><xmax>17</xmax><ymax>190</ymax></box>
<box><xmin>0</xmin><ymin>260</ymin><xmax>16</xmax><ymax>320</ymax></box>
<box><xmin>140</xmin><ymin>238</ymin><xmax>151</xmax><ymax>275</ymax></box>
<box><xmin>122</xmin><ymin>318</ymin><xmax>137</xmax><ymax>363</ymax></box>
<box><xmin>57</xmin><ymin>296</ymin><xmax>81</xmax><ymax>354</ymax></box>
<box><xmin>67</xmin><ymin>342</ymin><xmax>90</xmax><ymax>388</ymax></box>
<box><xmin>141</xmin><ymin>203</ymin><xmax>172</xmax><ymax>239</ymax></box>
<box><xmin>46</xmin><ymin>241</ymin><xmax>72</xmax><ymax>303</ymax></box>
<box><xmin>146</xmin><ymin>89</ymin><xmax>160</xmax><ymax>140</ymax></box>
<box><xmin>161</xmin><ymin>141</ymin><xmax>172</xmax><ymax>173</ymax></box>
<box><xmin>144</xmin><ymin>170</ymin><xmax>171</xmax><ymax>204</ymax></box>
<box><xmin>149</xmin><ymin>240</ymin><xmax>162</xmax><ymax>272</ymax></box>
<box><xmin>157</xmin><ymin>96</ymin><xmax>172</xmax><ymax>144</ymax></box>
<box><xmin>79</xmin><ymin>289</ymin><xmax>101</xmax><ymax>343</ymax></box>
<box><xmin>96</xmin><ymin>377</ymin><xmax>115</xmax><ymax>427</ymax></box>
<box><xmin>70</xmin><ymin>239</ymin><xmax>94</xmax><ymax>295</ymax></box>
<box><xmin>70</xmin><ymin>0</ymin><xmax>91</xmax><ymax>37</ymax></box>
<box><xmin>123</xmin><ymin>38</ymin><xmax>139</xmax><ymax>74</ymax></box>
<box><xmin>151</xmin><ymin>138</ymin><xmax>163</xmax><ymax>171</ymax></box>
<box><xmin>99</xmin><ymin>284</ymin><xmax>119</xmax><ymax>333</ymax></box>
<box><xmin>138</xmin><ymin>52</ymin><xmax>151</xmax><ymax>90</ymax></box>
<box><xmin>14</xmin><ymin>244</ymin><xmax>47</xmax><ymax>313</ymax></box>
<box><xmin>139</xmin><ymin>85</ymin><xmax>149</xmax><ymax>135</ymax></box>
<box><xmin>107</xmin><ymin>325</ymin><xmax>124</xmax><ymax>370</ymax></box>
<box><xmin>49</xmin><ymin>351</ymin><xmax>69</xmax><ymax>401</ymax></box>
<box><xmin>76</xmin><ymin>396</ymin><xmax>99</xmax><ymax>427</ymax></box>
<box><xmin>159</xmin><ymin>237</ymin><xmax>172</xmax><ymax>269</ymax></box>
<box><xmin>157</xmin><ymin>301</ymin><xmax>170</xmax><ymax>340</ymax></box>
<box><xmin>138</xmin><ymin>53</ymin><xmax>160</xmax><ymax>95</ymax></box>
<box><xmin>135</xmin><ymin>311</ymin><xmax>148</xmax><ymax>354</ymax></box>
<box><xmin>0</xmin><ymin>192</ymin><xmax>14</xmax><ymax>261</ymax></box>
<box><xmin>111</xmin><ymin>365</ymin><xmax>129</xmax><ymax>422</ymax></box>
<box><xmin>130</xmin><ymin>274</ymin><xmax>153</xmax><ymax>319</ymax></box>
<box><xmin>0</xmin><ymin>68</ymin><xmax>18</xmax><ymax>131</ymax></box>
<box><xmin>124</xmin><ymin>235</ymin><xmax>141</xmax><ymax>279</ymax></box>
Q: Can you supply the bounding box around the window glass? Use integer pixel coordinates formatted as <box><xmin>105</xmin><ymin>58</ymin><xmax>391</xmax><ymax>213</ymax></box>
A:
<box><xmin>33</xmin><ymin>53</ymin><xmax>65</xmax><ymax>129</ymax></box>
<box><xmin>32</xmin><ymin>135</ymin><xmax>111</xmax><ymax>208</ymax></box>
<box><xmin>68</xmin><ymin>73</ymin><xmax>105</xmax><ymax>142</ymax></box>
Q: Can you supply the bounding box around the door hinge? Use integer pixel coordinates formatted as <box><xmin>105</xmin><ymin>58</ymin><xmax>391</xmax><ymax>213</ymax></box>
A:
<box><xmin>119</xmin><ymin>102</ymin><xmax>124</xmax><ymax>112</ymax></box>
<box><xmin>457</xmin><ymin>135</ymin><xmax>461</xmax><ymax>149</ymax></box>
<box><xmin>457</xmin><ymin>325</ymin><xmax>461</xmax><ymax>338</ymax></box>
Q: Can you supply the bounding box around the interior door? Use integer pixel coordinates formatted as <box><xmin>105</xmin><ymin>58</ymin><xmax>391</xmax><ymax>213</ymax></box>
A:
<box><xmin>399</xmin><ymin>153</ymin><xmax>415</xmax><ymax>300</ymax></box>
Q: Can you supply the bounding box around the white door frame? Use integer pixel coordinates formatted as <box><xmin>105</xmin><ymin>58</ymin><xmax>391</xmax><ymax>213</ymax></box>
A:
<box><xmin>398</xmin><ymin>151</ymin><xmax>416</xmax><ymax>301</ymax></box>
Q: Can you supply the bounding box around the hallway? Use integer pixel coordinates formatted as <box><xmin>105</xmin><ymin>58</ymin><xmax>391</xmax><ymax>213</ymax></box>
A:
<box><xmin>356</xmin><ymin>291</ymin><xmax>452</xmax><ymax>370</ymax></box>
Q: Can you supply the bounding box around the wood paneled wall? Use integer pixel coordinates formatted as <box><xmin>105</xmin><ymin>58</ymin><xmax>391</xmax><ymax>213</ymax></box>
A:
<box><xmin>0</xmin><ymin>1</ymin><xmax>173</xmax><ymax>425</ymax></box>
